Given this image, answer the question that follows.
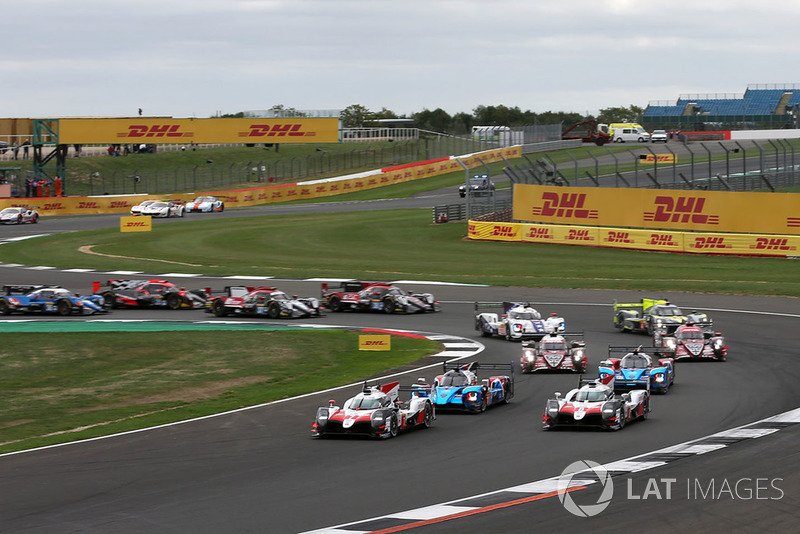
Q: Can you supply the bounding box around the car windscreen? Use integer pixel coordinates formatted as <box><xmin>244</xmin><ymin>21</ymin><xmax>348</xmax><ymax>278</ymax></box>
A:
<box><xmin>509</xmin><ymin>311</ymin><xmax>540</xmax><ymax>320</ymax></box>
<box><xmin>542</xmin><ymin>342</ymin><xmax>567</xmax><ymax>351</ymax></box>
<box><xmin>440</xmin><ymin>372</ymin><xmax>470</xmax><ymax>387</ymax></box>
<box><xmin>575</xmin><ymin>390</ymin><xmax>605</xmax><ymax>402</ymax></box>
<box><xmin>621</xmin><ymin>355</ymin><xmax>650</xmax><ymax>368</ymax></box>
<box><xmin>348</xmin><ymin>397</ymin><xmax>381</xmax><ymax>410</ymax></box>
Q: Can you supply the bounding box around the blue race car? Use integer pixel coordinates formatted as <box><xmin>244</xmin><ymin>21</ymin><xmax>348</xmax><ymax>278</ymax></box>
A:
<box><xmin>0</xmin><ymin>285</ymin><xmax>108</xmax><ymax>316</ymax></box>
<box><xmin>598</xmin><ymin>346</ymin><xmax>674</xmax><ymax>394</ymax></box>
<box><xmin>431</xmin><ymin>361</ymin><xmax>514</xmax><ymax>413</ymax></box>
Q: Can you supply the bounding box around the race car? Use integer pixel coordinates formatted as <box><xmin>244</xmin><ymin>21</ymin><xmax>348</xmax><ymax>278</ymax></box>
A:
<box><xmin>520</xmin><ymin>332</ymin><xmax>587</xmax><ymax>373</ymax></box>
<box><xmin>321</xmin><ymin>281</ymin><xmax>440</xmax><ymax>314</ymax></box>
<box><xmin>0</xmin><ymin>285</ymin><xmax>107</xmax><ymax>316</ymax></box>
<box><xmin>654</xmin><ymin>322</ymin><xmax>727</xmax><ymax>362</ymax></box>
<box><xmin>542</xmin><ymin>376</ymin><xmax>649</xmax><ymax>431</ymax></box>
<box><xmin>474</xmin><ymin>301</ymin><xmax>566</xmax><ymax>341</ymax></box>
<box><xmin>311</xmin><ymin>380</ymin><xmax>435</xmax><ymax>439</ymax></box>
<box><xmin>140</xmin><ymin>199</ymin><xmax>185</xmax><ymax>218</ymax></box>
<box><xmin>185</xmin><ymin>195</ymin><xmax>225</xmax><ymax>213</ymax></box>
<box><xmin>130</xmin><ymin>199</ymin><xmax>156</xmax><ymax>216</ymax></box>
<box><xmin>599</xmin><ymin>346</ymin><xmax>675</xmax><ymax>394</ymax></box>
<box><xmin>613</xmin><ymin>298</ymin><xmax>711</xmax><ymax>335</ymax></box>
<box><xmin>0</xmin><ymin>206</ymin><xmax>39</xmax><ymax>224</ymax></box>
<box><xmin>206</xmin><ymin>286</ymin><xmax>321</xmax><ymax>318</ymax></box>
<box><xmin>96</xmin><ymin>279</ymin><xmax>207</xmax><ymax>309</ymax></box>
<box><xmin>430</xmin><ymin>361</ymin><xmax>514</xmax><ymax>413</ymax></box>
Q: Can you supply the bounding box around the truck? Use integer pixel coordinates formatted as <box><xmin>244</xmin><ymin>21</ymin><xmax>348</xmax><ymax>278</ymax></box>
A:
<box><xmin>561</xmin><ymin>120</ymin><xmax>612</xmax><ymax>146</ymax></box>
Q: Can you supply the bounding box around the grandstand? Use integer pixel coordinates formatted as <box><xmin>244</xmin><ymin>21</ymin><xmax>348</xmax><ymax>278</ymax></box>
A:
<box><xmin>643</xmin><ymin>83</ymin><xmax>800</xmax><ymax>131</ymax></box>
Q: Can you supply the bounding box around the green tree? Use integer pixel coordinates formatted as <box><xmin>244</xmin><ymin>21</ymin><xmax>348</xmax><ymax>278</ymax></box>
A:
<box><xmin>411</xmin><ymin>108</ymin><xmax>453</xmax><ymax>132</ymax></box>
<box><xmin>597</xmin><ymin>105</ymin><xmax>644</xmax><ymax>125</ymax></box>
<box><xmin>340</xmin><ymin>104</ymin><xmax>372</xmax><ymax>127</ymax></box>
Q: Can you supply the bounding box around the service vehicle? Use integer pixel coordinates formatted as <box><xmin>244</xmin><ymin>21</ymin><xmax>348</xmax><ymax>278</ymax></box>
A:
<box><xmin>598</xmin><ymin>346</ymin><xmax>675</xmax><ymax>394</ymax></box>
<box><xmin>206</xmin><ymin>286</ymin><xmax>321</xmax><ymax>318</ymax></box>
<box><xmin>475</xmin><ymin>301</ymin><xmax>565</xmax><ymax>341</ymax></box>
<box><xmin>542</xmin><ymin>376</ymin><xmax>649</xmax><ymax>431</ymax></box>
<box><xmin>0</xmin><ymin>285</ymin><xmax>107</xmax><ymax>316</ymax></box>
<box><xmin>321</xmin><ymin>281</ymin><xmax>439</xmax><ymax>314</ymax></box>
<box><xmin>650</xmin><ymin>129</ymin><xmax>668</xmax><ymax>143</ymax></box>
<box><xmin>430</xmin><ymin>361</ymin><xmax>514</xmax><ymax>413</ymax></box>
<box><xmin>458</xmin><ymin>174</ymin><xmax>496</xmax><ymax>197</ymax></box>
<box><xmin>520</xmin><ymin>332</ymin><xmax>587</xmax><ymax>373</ymax></box>
<box><xmin>97</xmin><ymin>279</ymin><xmax>207</xmax><ymax>309</ymax></box>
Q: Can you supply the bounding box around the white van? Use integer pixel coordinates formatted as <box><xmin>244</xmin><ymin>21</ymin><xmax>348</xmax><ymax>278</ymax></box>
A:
<box><xmin>613</xmin><ymin>127</ymin><xmax>650</xmax><ymax>143</ymax></box>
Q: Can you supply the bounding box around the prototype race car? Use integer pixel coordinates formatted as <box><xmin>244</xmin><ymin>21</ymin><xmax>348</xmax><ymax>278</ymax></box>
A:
<box><xmin>321</xmin><ymin>281</ymin><xmax>440</xmax><ymax>314</ymax></box>
<box><xmin>97</xmin><ymin>279</ymin><xmax>207</xmax><ymax>309</ymax></box>
<box><xmin>542</xmin><ymin>376</ymin><xmax>649</xmax><ymax>431</ymax></box>
<box><xmin>311</xmin><ymin>381</ymin><xmax>435</xmax><ymax>439</ymax></box>
<box><xmin>0</xmin><ymin>206</ymin><xmax>39</xmax><ymax>224</ymax></box>
<box><xmin>613</xmin><ymin>298</ymin><xmax>711</xmax><ymax>336</ymax></box>
<box><xmin>599</xmin><ymin>346</ymin><xmax>675</xmax><ymax>394</ymax></box>
<box><xmin>140</xmin><ymin>199</ymin><xmax>185</xmax><ymax>218</ymax></box>
<box><xmin>475</xmin><ymin>301</ymin><xmax>566</xmax><ymax>341</ymax></box>
<box><xmin>130</xmin><ymin>199</ymin><xmax>156</xmax><ymax>216</ymax></box>
<box><xmin>185</xmin><ymin>195</ymin><xmax>224</xmax><ymax>213</ymax></box>
<box><xmin>206</xmin><ymin>286</ymin><xmax>321</xmax><ymax>318</ymax></box>
<box><xmin>520</xmin><ymin>332</ymin><xmax>587</xmax><ymax>373</ymax></box>
<box><xmin>430</xmin><ymin>361</ymin><xmax>514</xmax><ymax>413</ymax></box>
<box><xmin>654</xmin><ymin>322</ymin><xmax>727</xmax><ymax>362</ymax></box>
<box><xmin>0</xmin><ymin>285</ymin><xmax>107</xmax><ymax>316</ymax></box>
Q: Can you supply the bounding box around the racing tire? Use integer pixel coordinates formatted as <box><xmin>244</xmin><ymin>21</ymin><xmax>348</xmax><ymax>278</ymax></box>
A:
<box><xmin>388</xmin><ymin>414</ymin><xmax>399</xmax><ymax>438</ymax></box>
<box><xmin>615</xmin><ymin>313</ymin><xmax>627</xmax><ymax>332</ymax></box>
<box><xmin>382</xmin><ymin>297</ymin><xmax>395</xmax><ymax>314</ymax></box>
<box><xmin>618</xmin><ymin>410</ymin><xmax>626</xmax><ymax>430</ymax></box>
<box><xmin>102</xmin><ymin>291</ymin><xmax>118</xmax><ymax>309</ymax></box>
<box><xmin>32</xmin><ymin>214</ymin><xmax>38</xmax><ymax>224</ymax></box>
<box><xmin>212</xmin><ymin>299</ymin><xmax>228</xmax><ymax>317</ymax></box>
<box><xmin>56</xmin><ymin>299</ymin><xmax>72</xmax><ymax>316</ymax></box>
<box><xmin>16</xmin><ymin>215</ymin><xmax>22</xmax><ymax>224</ymax></box>
<box><xmin>0</xmin><ymin>299</ymin><xmax>9</xmax><ymax>315</ymax></box>
<box><xmin>328</xmin><ymin>296</ymin><xmax>341</xmax><ymax>312</ymax></box>
<box><xmin>166</xmin><ymin>294</ymin><xmax>181</xmax><ymax>310</ymax></box>
<box><xmin>422</xmin><ymin>403</ymin><xmax>434</xmax><ymax>428</ymax></box>
<box><xmin>219</xmin><ymin>205</ymin><xmax>224</xmax><ymax>212</ymax></box>
<box><xmin>473</xmin><ymin>394</ymin><xmax>487</xmax><ymax>414</ymax></box>
<box><xmin>504</xmin><ymin>328</ymin><xmax>512</xmax><ymax>342</ymax></box>
<box><xmin>641</xmin><ymin>398</ymin><xmax>650</xmax><ymax>420</ymax></box>
<box><xmin>268</xmin><ymin>301</ymin><xmax>280</xmax><ymax>319</ymax></box>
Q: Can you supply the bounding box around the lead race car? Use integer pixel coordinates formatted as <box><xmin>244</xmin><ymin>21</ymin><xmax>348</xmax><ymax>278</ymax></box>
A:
<box><xmin>654</xmin><ymin>322</ymin><xmax>727</xmax><ymax>361</ymax></box>
<box><xmin>475</xmin><ymin>301</ymin><xmax>565</xmax><ymax>341</ymax></box>
<box><xmin>321</xmin><ymin>281</ymin><xmax>440</xmax><ymax>314</ymax></box>
<box><xmin>311</xmin><ymin>381</ymin><xmax>435</xmax><ymax>439</ymax></box>
<box><xmin>543</xmin><ymin>376</ymin><xmax>649</xmax><ymax>431</ymax></box>
<box><xmin>96</xmin><ymin>279</ymin><xmax>207</xmax><ymax>309</ymax></box>
<box><xmin>206</xmin><ymin>286</ymin><xmax>321</xmax><ymax>318</ymax></box>
<box><xmin>139</xmin><ymin>199</ymin><xmax>185</xmax><ymax>218</ymax></box>
<box><xmin>430</xmin><ymin>361</ymin><xmax>514</xmax><ymax>413</ymax></box>
<box><xmin>0</xmin><ymin>206</ymin><xmax>39</xmax><ymax>224</ymax></box>
<box><xmin>613</xmin><ymin>298</ymin><xmax>711</xmax><ymax>336</ymax></box>
<box><xmin>0</xmin><ymin>285</ymin><xmax>107</xmax><ymax>316</ymax></box>
<box><xmin>520</xmin><ymin>332</ymin><xmax>587</xmax><ymax>373</ymax></box>
<box><xmin>598</xmin><ymin>346</ymin><xmax>675</xmax><ymax>394</ymax></box>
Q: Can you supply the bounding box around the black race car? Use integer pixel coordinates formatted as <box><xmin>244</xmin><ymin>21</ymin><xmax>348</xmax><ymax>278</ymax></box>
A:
<box><xmin>96</xmin><ymin>279</ymin><xmax>207</xmax><ymax>309</ymax></box>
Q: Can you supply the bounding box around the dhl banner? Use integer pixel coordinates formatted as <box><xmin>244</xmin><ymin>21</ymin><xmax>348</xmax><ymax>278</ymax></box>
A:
<box><xmin>359</xmin><ymin>335</ymin><xmax>391</xmax><ymax>351</ymax></box>
<box><xmin>120</xmin><ymin>215</ymin><xmax>152</xmax><ymax>232</ymax></box>
<box><xmin>513</xmin><ymin>184</ymin><xmax>800</xmax><ymax>235</ymax></box>
<box><xmin>640</xmin><ymin>154</ymin><xmax>677</xmax><ymax>164</ymax></box>
<box><xmin>469</xmin><ymin>220</ymin><xmax>800</xmax><ymax>257</ymax></box>
<box><xmin>56</xmin><ymin>118</ymin><xmax>341</xmax><ymax>144</ymax></box>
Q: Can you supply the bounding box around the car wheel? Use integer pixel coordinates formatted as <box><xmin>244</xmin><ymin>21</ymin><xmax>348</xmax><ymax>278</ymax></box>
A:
<box><xmin>618</xmin><ymin>409</ymin><xmax>626</xmax><ymax>429</ymax></box>
<box><xmin>615</xmin><ymin>138</ymin><xmax>624</xmax><ymax>143</ymax></box>
<box><xmin>166</xmin><ymin>293</ymin><xmax>181</xmax><ymax>310</ymax></box>
<box><xmin>615</xmin><ymin>313</ymin><xmax>627</xmax><ymax>332</ymax></box>
<box><xmin>638</xmin><ymin>137</ymin><xmax>645</xmax><ymax>143</ymax></box>
<box><xmin>504</xmin><ymin>327</ymin><xmax>512</xmax><ymax>341</ymax></box>
<box><xmin>213</xmin><ymin>299</ymin><xmax>228</xmax><ymax>317</ymax></box>
<box><xmin>268</xmin><ymin>301</ymin><xmax>280</xmax><ymax>319</ymax></box>
<box><xmin>479</xmin><ymin>395</ymin><xmax>487</xmax><ymax>413</ymax></box>
<box><xmin>101</xmin><ymin>291</ymin><xmax>117</xmax><ymax>309</ymax></box>
<box><xmin>219</xmin><ymin>204</ymin><xmax>224</xmax><ymax>212</ymax></box>
<box><xmin>56</xmin><ymin>299</ymin><xmax>72</xmax><ymax>316</ymax></box>
<box><xmin>422</xmin><ymin>403</ymin><xmax>434</xmax><ymax>428</ymax></box>
<box><xmin>32</xmin><ymin>214</ymin><xmax>38</xmax><ymax>224</ymax></box>
<box><xmin>382</xmin><ymin>297</ymin><xmax>395</xmax><ymax>313</ymax></box>
<box><xmin>16</xmin><ymin>215</ymin><xmax>22</xmax><ymax>224</ymax></box>
<box><xmin>328</xmin><ymin>296</ymin><xmax>341</xmax><ymax>312</ymax></box>
<box><xmin>388</xmin><ymin>414</ymin><xmax>399</xmax><ymax>438</ymax></box>
<box><xmin>641</xmin><ymin>398</ymin><xmax>649</xmax><ymax>420</ymax></box>
<box><xmin>0</xmin><ymin>300</ymin><xmax>10</xmax><ymax>315</ymax></box>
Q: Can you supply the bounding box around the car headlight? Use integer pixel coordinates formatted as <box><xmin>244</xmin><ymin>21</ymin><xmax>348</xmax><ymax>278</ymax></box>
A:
<box><xmin>572</xmin><ymin>353</ymin><xmax>583</xmax><ymax>361</ymax></box>
<box><xmin>512</xmin><ymin>323</ymin><xmax>522</xmax><ymax>332</ymax></box>
<box><xmin>372</xmin><ymin>412</ymin><xmax>384</xmax><ymax>422</ymax></box>
<box><xmin>655</xmin><ymin>374</ymin><xmax>664</xmax><ymax>383</ymax></box>
<box><xmin>523</xmin><ymin>350</ymin><xmax>535</xmax><ymax>361</ymax></box>
<box><xmin>602</xmin><ymin>407</ymin><xmax>615</xmax><ymax>414</ymax></box>
<box><xmin>664</xmin><ymin>339</ymin><xmax>676</xmax><ymax>349</ymax></box>
<box><xmin>548</xmin><ymin>406</ymin><xmax>558</xmax><ymax>415</ymax></box>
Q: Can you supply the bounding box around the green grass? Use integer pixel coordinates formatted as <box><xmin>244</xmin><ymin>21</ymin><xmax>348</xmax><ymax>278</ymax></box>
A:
<box><xmin>0</xmin><ymin>330</ymin><xmax>441</xmax><ymax>454</ymax></box>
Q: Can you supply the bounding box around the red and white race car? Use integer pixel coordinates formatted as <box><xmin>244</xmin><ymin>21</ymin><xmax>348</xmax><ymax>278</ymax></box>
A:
<box><xmin>542</xmin><ymin>376</ymin><xmax>649</xmax><ymax>431</ymax></box>
<box><xmin>321</xmin><ymin>281</ymin><xmax>440</xmax><ymax>314</ymax></box>
<box><xmin>654</xmin><ymin>322</ymin><xmax>727</xmax><ymax>361</ymax></box>
<box><xmin>520</xmin><ymin>332</ymin><xmax>587</xmax><ymax>373</ymax></box>
<box><xmin>312</xmin><ymin>381</ymin><xmax>435</xmax><ymax>439</ymax></box>
<box><xmin>206</xmin><ymin>286</ymin><xmax>321</xmax><ymax>318</ymax></box>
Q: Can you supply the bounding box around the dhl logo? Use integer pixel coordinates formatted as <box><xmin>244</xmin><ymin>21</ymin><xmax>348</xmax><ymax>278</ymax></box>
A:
<box><xmin>380</xmin><ymin>176</ymin><xmax>389</xmax><ymax>183</ymax></box>
<box><xmin>77</xmin><ymin>201</ymin><xmax>99</xmax><ymax>209</ymax></box>
<box><xmin>527</xmin><ymin>228</ymin><xmax>553</xmax><ymax>239</ymax></box>
<box><xmin>693</xmin><ymin>237</ymin><xmax>731</xmax><ymax>249</ymax></box>
<box><xmin>124</xmin><ymin>221</ymin><xmax>148</xmax><ymax>227</ymax></box>
<box><xmin>493</xmin><ymin>225</ymin><xmax>516</xmax><ymax>237</ymax></box>
<box><xmin>121</xmin><ymin>124</ymin><xmax>192</xmax><ymax>138</ymax></box>
<box><xmin>644</xmin><ymin>196</ymin><xmax>719</xmax><ymax>225</ymax></box>
<box><xmin>751</xmin><ymin>238</ymin><xmax>795</xmax><ymax>251</ymax></box>
<box><xmin>42</xmin><ymin>203</ymin><xmax>65</xmax><ymax>210</ymax></box>
<box><xmin>240</xmin><ymin>124</ymin><xmax>316</xmax><ymax>137</ymax></box>
<box><xmin>468</xmin><ymin>224</ymin><xmax>476</xmax><ymax>233</ymax></box>
<box><xmin>109</xmin><ymin>201</ymin><xmax>129</xmax><ymax>208</ymax></box>
<box><xmin>354</xmin><ymin>181</ymin><xmax>364</xmax><ymax>188</ymax></box>
<box><xmin>363</xmin><ymin>340</ymin><xmax>388</xmax><ymax>346</ymax></box>
<box><xmin>787</xmin><ymin>217</ymin><xmax>800</xmax><ymax>228</ymax></box>
<box><xmin>647</xmin><ymin>233</ymin><xmax>680</xmax><ymax>247</ymax></box>
<box><xmin>368</xmin><ymin>178</ymin><xmax>377</xmax><ymax>185</ymax></box>
<box><xmin>343</xmin><ymin>182</ymin><xmax>352</xmax><ymax>189</ymax></box>
<box><xmin>301</xmin><ymin>188</ymin><xmax>311</xmax><ymax>195</ymax></box>
<box><xmin>532</xmin><ymin>192</ymin><xmax>599</xmax><ymax>219</ymax></box>
<box><xmin>567</xmin><ymin>229</ymin><xmax>593</xmax><ymax>241</ymax></box>
<box><xmin>243</xmin><ymin>195</ymin><xmax>254</xmax><ymax>201</ymax></box>
<box><xmin>271</xmin><ymin>191</ymin><xmax>283</xmax><ymax>198</ymax></box>
<box><xmin>286</xmin><ymin>190</ymin><xmax>298</xmax><ymax>197</ymax></box>
<box><xmin>605</xmin><ymin>231</ymin><xmax>634</xmax><ymax>244</ymax></box>
<box><xmin>404</xmin><ymin>171</ymin><xmax>413</xmax><ymax>178</ymax></box>
<box><xmin>258</xmin><ymin>193</ymin><xmax>268</xmax><ymax>200</ymax></box>
<box><xmin>641</xmin><ymin>154</ymin><xmax>676</xmax><ymax>163</ymax></box>
<box><xmin>330</xmin><ymin>184</ymin><xmax>340</xmax><ymax>191</ymax></box>
<box><xmin>316</xmin><ymin>185</ymin><xmax>327</xmax><ymax>193</ymax></box>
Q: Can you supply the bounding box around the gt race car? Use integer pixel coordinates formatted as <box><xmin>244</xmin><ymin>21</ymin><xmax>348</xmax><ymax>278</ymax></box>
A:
<box><xmin>130</xmin><ymin>199</ymin><xmax>156</xmax><ymax>216</ymax></box>
<box><xmin>430</xmin><ymin>361</ymin><xmax>514</xmax><ymax>413</ymax></box>
<box><xmin>185</xmin><ymin>195</ymin><xmax>224</xmax><ymax>213</ymax></box>
<box><xmin>0</xmin><ymin>285</ymin><xmax>107</xmax><ymax>316</ymax></box>
<box><xmin>613</xmin><ymin>298</ymin><xmax>711</xmax><ymax>335</ymax></box>
<box><xmin>475</xmin><ymin>301</ymin><xmax>566</xmax><ymax>341</ymax></box>
<box><xmin>321</xmin><ymin>281</ymin><xmax>440</xmax><ymax>314</ymax></box>
<box><xmin>311</xmin><ymin>381</ymin><xmax>435</xmax><ymax>439</ymax></box>
<box><xmin>654</xmin><ymin>322</ymin><xmax>727</xmax><ymax>362</ymax></box>
<box><xmin>206</xmin><ymin>286</ymin><xmax>321</xmax><ymax>318</ymax></box>
<box><xmin>599</xmin><ymin>346</ymin><xmax>675</xmax><ymax>394</ymax></box>
<box><xmin>96</xmin><ymin>279</ymin><xmax>207</xmax><ymax>309</ymax></box>
<box><xmin>0</xmin><ymin>206</ymin><xmax>39</xmax><ymax>224</ymax></box>
<box><xmin>520</xmin><ymin>332</ymin><xmax>587</xmax><ymax>373</ymax></box>
<box><xmin>542</xmin><ymin>376</ymin><xmax>649</xmax><ymax>431</ymax></box>
<box><xmin>140</xmin><ymin>200</ymin><xmax>185</xmax><ymax>218</ymax></box>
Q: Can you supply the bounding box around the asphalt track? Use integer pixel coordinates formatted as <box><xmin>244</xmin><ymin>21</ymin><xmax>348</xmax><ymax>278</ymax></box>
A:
<box><xmin>0</xmin><ymin>189</ymin><xmax>799</xmax><ymax>533</ymax></box>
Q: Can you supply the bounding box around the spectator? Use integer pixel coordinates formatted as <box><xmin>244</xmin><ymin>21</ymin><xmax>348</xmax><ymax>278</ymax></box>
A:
<box><xmin>12</xmin><ymin>141</ymin><xmax>19</xmax><ymax>160</ymax></box>
<box><xmin>54</xmin><ymin>176</ymin><xmax>63</xmax><ymax>197</ymax></box>
<box><xmin>22</xmin><ymin>140</ymin><xmax>30</xmax><ymax>159</ymax></box>
<box><xmin>25</xmin><ymin>177</ymin><xmax>33</xmax><ymax>197</ymax></box>
<box><xmin>74</xmin><ymin>144</ymin><xmax>82</xmax><ymax>157</ymax></box>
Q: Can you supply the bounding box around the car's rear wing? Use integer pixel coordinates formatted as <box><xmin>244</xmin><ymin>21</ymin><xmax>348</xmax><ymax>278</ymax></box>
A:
<box><xmin>475</xmin><ymin>301</ymin><xmax>538</xmax><ymax>313</ymax></box>
<box><xmin>607</xmin><ymin>345</ymin><xmax>659</xmax><ymax>356</ymax></box>
<box><xmin>3</xmin><ymin>284</ymin><xmax>48</xmax><ymax>295</ymax></box>
<box><xmin>612</xmin><ymin>298</ymin><xmax>667</xmax><ymax>312</ymax></box>
<box><xmin>442</xmin><ymin>361</ymin><xmax>514</xmax><ymax>375</ymax></box>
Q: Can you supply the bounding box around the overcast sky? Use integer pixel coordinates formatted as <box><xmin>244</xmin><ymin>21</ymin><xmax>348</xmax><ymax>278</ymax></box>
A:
<box><xmin>3</xmin><ymin>0</ymin><xmax>799</xmax><ymax>120</ymax></box>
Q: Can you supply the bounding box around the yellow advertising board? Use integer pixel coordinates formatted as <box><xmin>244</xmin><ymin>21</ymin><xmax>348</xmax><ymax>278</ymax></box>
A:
<box><xmin>513</xmin><ymin>184</ymin><xmax>800</xmax><ymax>235</ymax></box>
<box><xmin>640</xmin><ymin>154</ymin><xmax>677</xmax><ymax>164</ymax></box>
<box><xmin>120</xmin><ymin>215</ymin><xmax>152</xmax><ymax>232</ymax></box>
<box><xmin>56</xmin><ymin>117</ymin><xmax>341</xmax><ymax>145</ymax></box>
<box><xmin>359</xmin><ymin>335</ymin><xmax>391</xmax><ymax>351</ymax></box>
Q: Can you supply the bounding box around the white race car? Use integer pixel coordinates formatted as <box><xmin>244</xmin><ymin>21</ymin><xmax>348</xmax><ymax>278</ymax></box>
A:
<box><xmin>140</xmin><ymin>200</ymin><xmax>185</xmax><ymax>218</ymax></box>
<box><xmin>130</xmin><ymin>199</ymin><xmax>156</xmax><ymax>216</ymax></box>
<box><xmin>475</xmin><ymin>301</ymin><xmax>565</xmax><ymax>341</ymax></box>
<box><xmin>0</xmin><ymin>206</ymin><xmax>39</xmax><ymax>224</ymax></box>
<box><xmin>185</xmin><ymin>195</ymin><xmax>224</xmax><ymax>213</ymax></box>
<box><xmin>542</xmin><ymin>376</ymin><xmax>649</xmax><ymax>431</ymax></box>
